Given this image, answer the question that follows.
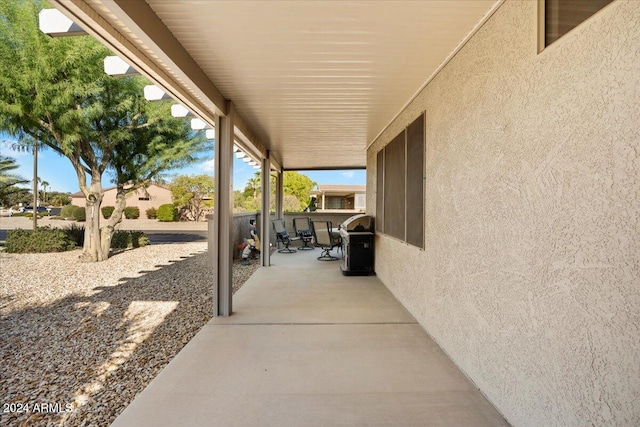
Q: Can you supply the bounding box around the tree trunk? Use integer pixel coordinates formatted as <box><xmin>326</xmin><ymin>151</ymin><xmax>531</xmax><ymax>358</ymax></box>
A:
<box><xmin>100</xmin><ymin>185</ymin><xmax>127</xmax><ymax>257</ymax></box>
<box><xmin>79</xmin><ymin>184</ymin><xmax>104</xmax><ymax>262</ymax></box>
<box><xmin>79</xmin><ymin>183</ymin><xmax>129</xmax><ymax>261</ymax></box>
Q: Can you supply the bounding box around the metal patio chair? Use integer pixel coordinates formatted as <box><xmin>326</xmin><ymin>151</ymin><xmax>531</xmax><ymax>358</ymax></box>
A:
<box><xmin>293</xmin><ymin>217</ymin><xmax>314</xmax><ymax>250</ymax></box>
<box><xmin>311</xmin><ymin>220</ymin><xmax>341</xmax><ymax>261</ymax></box>
<box><xmin>271</xmin><ymin>219</ymin><xmax>299</xmax><ymax>253</ymax></box>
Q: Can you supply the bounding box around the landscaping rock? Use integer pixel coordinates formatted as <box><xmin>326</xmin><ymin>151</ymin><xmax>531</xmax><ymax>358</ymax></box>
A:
<box><xmin>0</xmin><ymin>242</ymin><xmax>258</xmax><ymax>426</ymax></box>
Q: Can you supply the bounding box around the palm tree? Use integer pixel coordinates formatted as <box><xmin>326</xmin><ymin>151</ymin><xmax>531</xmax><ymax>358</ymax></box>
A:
<box><xmin>245</xmin><ymin>173</ymin><xmax>261</xmax><ymax>199</ymax></box>
<box><xmin>37</xmin><ymin>177</ymin><xmax>49</xmax><ymax>205</ymax></box>
<box><xmin>0</xmin><ymin>155</ymin><xmax>28</xmax><ymax>205</ymax></box>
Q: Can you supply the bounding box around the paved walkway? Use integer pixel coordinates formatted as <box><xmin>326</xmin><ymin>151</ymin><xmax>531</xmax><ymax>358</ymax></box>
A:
<box><xmin>111</xmin><ymin>249</ymin><xmax>508</xmax><ymax>426</ymax></box>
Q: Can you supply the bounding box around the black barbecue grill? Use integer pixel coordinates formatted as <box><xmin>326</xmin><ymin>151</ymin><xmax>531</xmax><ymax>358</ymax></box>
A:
<box><xmin>339</xmin><ymin>214</ymin><xmax>374</xmax><ymax>275</ymax></box>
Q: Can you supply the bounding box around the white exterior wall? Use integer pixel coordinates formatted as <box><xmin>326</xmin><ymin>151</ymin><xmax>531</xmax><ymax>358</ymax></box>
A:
<box><xmin>367</xmin><ymin>1</ymin><xmax>639</xmax><ymax>426</ymax></box>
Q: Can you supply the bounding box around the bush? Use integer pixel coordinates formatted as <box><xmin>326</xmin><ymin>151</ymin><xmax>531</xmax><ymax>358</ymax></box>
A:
<box><xmin>101</xmin><ymin>206</ymin><xmax>115</xmax><ymax>219</ymax></box>
<box><xmin>5</xmin><ymin>227</ymin><xmax>76</xmax><ymax>253</ymax></box>
<box><xmin>157</xmin><ymin>204</ymin><xmax>177</xmax><ymax>222</ymax></box>
<box><xmin>60</xmin><ymin>204</ymin><xmax>77</xmax><ymax>219</ymax></box>
<box><xmin>146</xmin><ymin>207</ymin><xmax>158</xmax><ymax>219</ymax></box>
<box><xmin>23</xmin><ymin>211</ymin><xmax>49</xmax><ymax>218</ymax></box>
<box><xmin>72</xmin><ymin>206</ymin><xmax>86</xmax><ymax>222</ymax></box>
<box><xmin>111</xmin><ymin>230</ymin><xmax>150</xmax><ymax>249</ymax></box>
<box><xmin>124</xmin><ymin>206</ymin><xmax>140</xmax><ymax>219</ymax></box>
<box><xmin>64</xmin><ymin>223</ymin><xmax>85</xmax><ymax>247</ymax></box>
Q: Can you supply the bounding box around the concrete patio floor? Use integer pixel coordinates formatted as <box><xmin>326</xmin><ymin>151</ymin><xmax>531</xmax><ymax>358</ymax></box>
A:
<box><xmin>112</xmin><ymin>248</ymin><xmax>509</xmax><ymax>426</ymax></box>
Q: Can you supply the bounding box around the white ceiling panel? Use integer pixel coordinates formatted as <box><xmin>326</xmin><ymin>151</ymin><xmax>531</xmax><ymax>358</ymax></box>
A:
<box><xmin>62</xmin><ymin>0</ymin><xmax>502</xmax><ymax>169</ymax></box>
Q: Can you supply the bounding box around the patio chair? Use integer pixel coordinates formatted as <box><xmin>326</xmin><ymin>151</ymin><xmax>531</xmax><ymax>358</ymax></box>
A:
<box><xmin>272</xmin><ymin>219</ymin><xmax>300</xmax><ymax>253</ymax></box>
<box><xmin>312</xmin><ymin>220</ymin><xmax>341</xmax><ymax>261</ymax></box>
<box><xmin>293</xmin><ymin>217</ymin><xmax>314</xmax><ymax>250</ymax></box>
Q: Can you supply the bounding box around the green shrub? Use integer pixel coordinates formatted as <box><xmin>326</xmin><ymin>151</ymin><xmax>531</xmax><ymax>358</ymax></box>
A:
<box><xmin>72</xmin><ymin>206</ymin><xmax>86</xmax><ymax>222</ymax></box>
<box><xmin>110</xmin><ymin>230</ymin><xmax>150</xmax><ymax>249</ymax></box>
<box><xmin>23</xmin><ymin>212</ymin><xmax>50</xmax><ymax>219</ymax></box>
<box><xmin>124</xmin><ymin>206</ymin><xmax>140</xmax><ymax>219</ymax></box>
<box><xmin>64</xmin><ymin>223</ymin><xmax>85</xmax><ymax>247</ymax></box>
<box><xmin>146</xmin><ymin>207</ymin><xmax>158</xmax><ymax>219</ymax></box>
<box><xmin>5</xmin><ymin>227</ymin><xmax>76</xmax><ymax>253</ymax></box>
<box><xmin>60</xmin><ymin>204</ymin><xmax>77</xmax><ymax>219</ymax></box>
<box><xmin>101</xmin><ymin>206</ymin><xmax>115</xmax><ymax>219</ymax></box>
<box><xmin>157</xmin><ymin>204</ymin><xmax>177</xmax><ymax>222</ymax></box>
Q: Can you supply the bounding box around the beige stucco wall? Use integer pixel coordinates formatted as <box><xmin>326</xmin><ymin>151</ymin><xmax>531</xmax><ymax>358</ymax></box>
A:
<box><xmin>367</xmin><ymin>1</ymin><xmax>639</xmax><ymax>426</ymax></box>
<box><xmin>71</xmin><ymin>184</ymin><xmax>173</xmax><ymax>219</ymax></box>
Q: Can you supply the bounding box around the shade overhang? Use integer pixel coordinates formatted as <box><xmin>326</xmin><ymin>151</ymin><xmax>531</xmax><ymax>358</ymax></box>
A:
<box><xmin>47</xmin><ymin>0</ymin><xmax>503</xmax><ymax>170</ymax></box>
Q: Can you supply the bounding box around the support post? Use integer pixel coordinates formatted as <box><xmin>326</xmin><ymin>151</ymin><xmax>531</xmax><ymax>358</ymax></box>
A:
<box><xmin>212</xmin><ymin>103</ymin><xmax>234</xmax><ymax>317</ymax></box>
<box><xmin>275</xmin><ymin>170</ymin><xmax>284</xmax><ymax>220</ymax></box>
<box><xmin>32</xmin><ymin>140</ymin><xmax>38</xmax><ymax>230</ymax></box>
<box><xmin>260</xmin><ymin>157</ymin><xmax>271</xmax><ymax>267</ymax></box>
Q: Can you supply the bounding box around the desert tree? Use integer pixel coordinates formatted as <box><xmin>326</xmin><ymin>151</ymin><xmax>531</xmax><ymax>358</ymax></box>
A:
<box><xmin>0</xmin><ymin>0</ymin><xmax>209</xmax><ymax>260</ymax></box>
<box><xmin>170</xmin><ymin>174</ymin><xmax>214</xmax><ymax>222</ymax></box>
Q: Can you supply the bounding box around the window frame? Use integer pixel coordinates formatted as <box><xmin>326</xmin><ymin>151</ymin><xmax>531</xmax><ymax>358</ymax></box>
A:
<box><xmin>376</xmin><ymin>112</ymin><xmax>425</xmax><ymax>249</ymax></box>
<box><xmin>538</xmin><ymin>0</ymin><xmax>614</xmax><ymax>52</ymax></box>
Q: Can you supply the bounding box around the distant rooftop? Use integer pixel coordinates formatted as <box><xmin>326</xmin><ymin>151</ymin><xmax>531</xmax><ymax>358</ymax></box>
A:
<box><xmin>313</xmin><ymin>184</ymin><xmax>366</xmax><ymax>194</ymax></box>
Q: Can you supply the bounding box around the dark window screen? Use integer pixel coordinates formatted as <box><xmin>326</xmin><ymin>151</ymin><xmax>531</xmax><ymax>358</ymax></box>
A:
<box><xmin>376</xmin><ymin>149</ymin><xmax>384</xmax><ymax>232</ymax></box>
<box><xmin>406</xmin><ymin>114</ymin><xmax>424</xmax><ymax>248</ymax></box>
<box><xmin>383</xmin><ymin>132</ymin><xmax>406</xmax><ymax>240</ymax></box>
<box><xmin>326</xmin><ymin>197</ymin><xmax>345</xmax><ymax>209</ymax></box>
<box><xmin>545</xmin><ymin>0</ymin><xmax>613</xmax><ymax>47</ymax></box>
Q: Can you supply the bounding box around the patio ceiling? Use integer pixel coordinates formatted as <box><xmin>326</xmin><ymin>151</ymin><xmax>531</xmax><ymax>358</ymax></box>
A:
<box><xmin>51</xmin><ymin>0</ymin><xmax>501</xmax><ymax>170</ymax></box>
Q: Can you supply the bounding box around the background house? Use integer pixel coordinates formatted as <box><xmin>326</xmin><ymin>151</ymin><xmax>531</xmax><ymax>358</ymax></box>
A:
<box><xmin>70</xmin><ymin>183</ymin><xmax>172</xmax><ymax>219</ymax></box>
<box><xmin>311</xmin><ymin>184</ymin><xmax>366</xmax><ymax>213</ymax></box>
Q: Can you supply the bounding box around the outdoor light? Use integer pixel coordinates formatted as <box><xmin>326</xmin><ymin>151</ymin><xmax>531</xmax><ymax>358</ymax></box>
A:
<box><xmin>205</xmin><ymin>129</ymin><xmax>215</xmax><ymax>140</ymax></box>
<box><xmin>104</xmin><ymin>56</ymin><xmax>138</xmax><ymax>76</ymax></box>
<box><xmin>38</xmin><ymin>8</ymin><xmax>86</xmax><ymax>37</ymax></box>
<box><xmin>190</xmin><ymin>118</ymin><xmax>212</xmax><ymax>130</ymax></box>
<box><xmin>171</xmin><ymin>104</ymin><xmax>193</xmax><ymax>118</ymax></box>
<box><xmin>143</xmin><ymin>85</ymin><xmax>171</xmax><ymax>101</ymax></box>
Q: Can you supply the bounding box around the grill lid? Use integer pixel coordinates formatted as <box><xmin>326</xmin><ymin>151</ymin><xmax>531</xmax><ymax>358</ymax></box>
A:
<box><xmin>341</xmin><ymin>214</ymin><xmax>373</xmax><ymax>232</ymax></box>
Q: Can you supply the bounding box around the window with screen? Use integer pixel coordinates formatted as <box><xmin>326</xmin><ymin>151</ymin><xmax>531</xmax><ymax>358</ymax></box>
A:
<box><xmin>326</xmin><ymin>197</ymin><xmax>345</xmax><ymax>209</ymax></box>
<box><xmin>376</xmin><ymin>150</ymin><xmax>384</xmax><ymax>232</ymax></box>
<box><xmin>383</xmin><ymin>132</ymin><xmax>406</xmax><ymax>239</ymax></box>
<box><xmin>376</xmin><ymin>113</ymin><xmax>425</xmax><ymax>248</ymax></box>
<box><xmin>406</xmin><ymin>114</ymin><xmax>425</xmax><ymax>248</ymax></box>
<box><xmin>541</xmin><ymin>0</ymin><xmax>613</xmax><ymax>48</ymax></box>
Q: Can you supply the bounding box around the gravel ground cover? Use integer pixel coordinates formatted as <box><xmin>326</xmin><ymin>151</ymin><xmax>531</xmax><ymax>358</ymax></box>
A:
<box><xmin>0</xmin><ymin>243</ymin><xmax>259</xmax><ymax>426</ymax></box>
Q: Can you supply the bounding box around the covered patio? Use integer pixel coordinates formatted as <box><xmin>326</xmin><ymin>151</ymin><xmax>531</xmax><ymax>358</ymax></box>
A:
<box><xmin>41</xmin><ymin>0</ymin><xmax>639</xmax><ymax>425</ymax></box>
<box><xmin>112</xmin><ymin>248</ymin><xmax>507</xmax><ymax>426</ymax></box>
<box><xmin>43</xmin><ymin>0</ymin><xmax>504</xmax><ymax>317</ymax></box>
